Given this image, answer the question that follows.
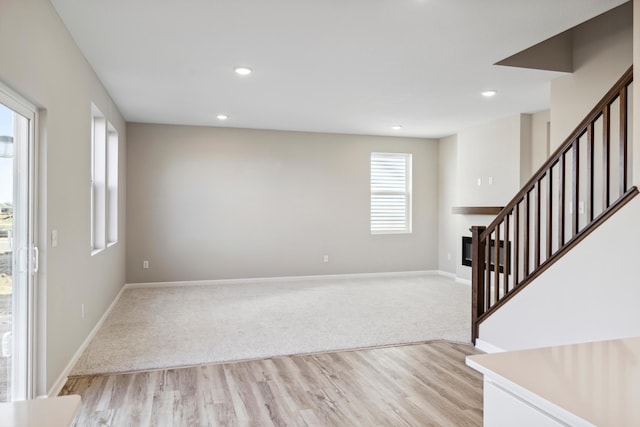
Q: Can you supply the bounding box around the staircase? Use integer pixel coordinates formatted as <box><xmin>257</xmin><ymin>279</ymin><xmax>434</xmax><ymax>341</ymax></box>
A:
<box><xmin>470</xmin><ymin>67</ymin><xmax>637</xmax><ymax>343</ymax></box>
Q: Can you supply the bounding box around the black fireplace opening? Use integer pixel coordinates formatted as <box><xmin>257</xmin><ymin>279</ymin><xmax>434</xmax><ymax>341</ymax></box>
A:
<box><xmin>462</xmin><ymin>236</ymin><xmax>473</xmax><ymax>267</ymax></box>
<box><xmin>461</xmin><ymin>236</ymin><xmax>511</xmax><ymax>273</ymax></box>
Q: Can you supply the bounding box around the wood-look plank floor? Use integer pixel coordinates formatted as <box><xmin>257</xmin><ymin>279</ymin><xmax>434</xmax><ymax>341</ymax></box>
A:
<box><xmin>61</xmin><ymin>341</ymin><xmax>483</xmax><ymax>426</ymax></box>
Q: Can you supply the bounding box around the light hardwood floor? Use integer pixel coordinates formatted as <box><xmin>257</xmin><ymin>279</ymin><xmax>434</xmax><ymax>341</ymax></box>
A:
<box><xmin>61</xmin><ymin>341</ymin><xmax>483</xmax><ymax>426</ymax></box>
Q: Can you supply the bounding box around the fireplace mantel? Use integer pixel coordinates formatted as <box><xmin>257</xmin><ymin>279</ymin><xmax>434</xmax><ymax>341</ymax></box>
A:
<box><xmin>451</xmin><ymin>206</ymin><xmax>503</xmax><ymax>215</ymax></box>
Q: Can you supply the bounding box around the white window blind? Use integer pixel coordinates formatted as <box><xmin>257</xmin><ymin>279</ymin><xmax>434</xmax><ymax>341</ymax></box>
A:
<box><xmin>370</xmin><ymin>152</ymin><xmax>412</xmax><ymax>234</ymax></box>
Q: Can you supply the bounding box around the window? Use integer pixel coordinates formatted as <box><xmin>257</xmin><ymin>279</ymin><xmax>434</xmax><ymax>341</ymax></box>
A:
<box><xmin>370</xmin><ymin>152</ymin><xmax>412</xmax><ymax>234</ymax></box>
<box><xmin>91</xmin><ymin>104</ymin><xmax>118</xmax><ymax>254</ymax></box>
<box><xmin>91</xmin><ymin>105</ymin><xmax>106</xmax><ymax>253</ymax></box>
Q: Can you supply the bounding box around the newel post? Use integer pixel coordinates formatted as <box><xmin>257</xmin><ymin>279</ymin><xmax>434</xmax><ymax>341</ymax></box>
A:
<box><xmin>470</xmin><ymin>225</ymin><xmax>486</xmax><ymax>345</ymax></box>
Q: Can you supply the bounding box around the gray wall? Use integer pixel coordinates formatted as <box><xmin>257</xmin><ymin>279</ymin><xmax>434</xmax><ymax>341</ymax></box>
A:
<box><xmin>126</xmin><ymin>124</ymin><xmax>439</xmax><ymax>283</ymax></box>
<box><xmin>530</xmin><ymin>110</ymin><xmax>550</xmax><ymax>172</ymax></box>
<box><xmin>0</xmin><ymin>0</ymin><xmax>126</xmax><ymax>394</ymax></box>
<box><xmin>438</xmin><ymin>135</ymin><xmax>458</xmax><ymax>274</ymax></box>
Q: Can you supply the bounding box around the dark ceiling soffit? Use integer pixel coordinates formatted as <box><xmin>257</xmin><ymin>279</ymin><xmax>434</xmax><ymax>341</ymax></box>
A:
<box><xmin>495</xmin><ymin>1</ymin><xmax>632</xmax><ymax>74</ymax></box>
<box><xmin>495</xmin><ymin>30</ymin><xmax>573</xmax><ymax>73</ymax></box>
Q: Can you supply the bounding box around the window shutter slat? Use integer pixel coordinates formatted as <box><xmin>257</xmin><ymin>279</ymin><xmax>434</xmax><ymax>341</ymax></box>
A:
<box><xmin>370</xmin><ymin>152</ymin><xmax>412</xmax><ymax>234</ymax></box>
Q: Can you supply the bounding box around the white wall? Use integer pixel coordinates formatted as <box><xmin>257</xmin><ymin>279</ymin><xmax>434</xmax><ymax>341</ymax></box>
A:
<box><xmin>550</xmin><ymin>2</ymin><xmax>633</xmax><ymax>149</ymax></box>
<box><xmin>457</xmin><ymin>115</ymin><xmax>524</xmax><ymax>207</ymax></box>
<box><xmin>438</xmin><ymin>111</ymin><xmax>553</xmax><ymax>281</ymax></box>
<box><xmin>479</xmin><ymin>195</ymin><xmax>640</xmax><ymax>351</ymax></box>
<box><xmin>0</xmin><ymin>0</ymin><xmax>126</xmax><ymax>394</ymax></box>
<box><xmin>438</xmin><ymin>135</ymin><xmax>458</xmax><ymax>274</ymax></box>
<box><xmin>126</xmin><ymin>124</ymin><xmax>439</xmax><ymax>283</ymax></box>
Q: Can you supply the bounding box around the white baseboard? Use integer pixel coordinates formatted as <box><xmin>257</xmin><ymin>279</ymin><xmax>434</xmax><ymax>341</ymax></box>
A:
<box><xmin>47</xmin><ymin>284</ymin><xmax>127</xmax><ymax>397</ymax></box>
<box><xmin>475</xmin><ymin>339</ymin><xmax>506</xmax><ymax>354</ymax></box>
<box><xmin>455</xmin><ymin>277</ymin><xmax>471</xmax><ymax>286</ymax></box>
<box><xmin>436</xmin><ymin>270</ymin><xmax>456</xmax><ymax>279</ymax></box>
<box><xmin>126</xmin><ymin>270</ymin><xmax>441</xmax><ymax>289</ymax></box>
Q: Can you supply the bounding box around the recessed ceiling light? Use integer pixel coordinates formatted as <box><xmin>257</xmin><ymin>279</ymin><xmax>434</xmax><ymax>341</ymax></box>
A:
<box><xmin>392</xmin><ymin>125</ymin><xmax>403</xmax><ymax>130</ymax></box>
<box><xmin>234</xmin><ymin>67</ymin><xmax>252</xmax><ymax>76</ymax></box>
<box><xmin>481</xmin><ymin>90</ymin><xmax>497</xmax><ymax>98</ymax></box>
<box><xmin>216</xmin><ymin>114</ymin><xmax>228</xmax><ymax>120</ymax></box>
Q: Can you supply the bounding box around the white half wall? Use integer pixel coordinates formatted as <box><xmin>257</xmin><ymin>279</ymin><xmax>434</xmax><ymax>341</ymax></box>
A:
<box><xmin>126</xmin><ymin>124</ymin><xmax>439</xmax><ymax>283</ymax></box>
<box><xmin>478</xmin><ymin>195</ymin><xmax>640</xmax><ymax>351</ymax></box>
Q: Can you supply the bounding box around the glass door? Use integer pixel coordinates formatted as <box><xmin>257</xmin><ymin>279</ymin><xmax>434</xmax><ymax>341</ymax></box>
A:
<box><xmin>0</xmin><ymin>87</ymin><xmax>36</xmax><ymax>401</ymax></box>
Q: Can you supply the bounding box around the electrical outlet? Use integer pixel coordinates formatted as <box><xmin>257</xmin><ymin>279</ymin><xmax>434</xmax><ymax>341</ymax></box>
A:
<box><xmin>447</xmin><ymin>253</ymin><xmax>451</xmax><ymax>261</ymax></box>
<box><xmin>143</xmin><ymin>260</ymin><xmax>149</xmax><ymax>269</ymax></box>
<box><xmin>323</xmin><ymin>255</ymin><xmax>329</xmax><ymax>263</ymax></box>
<box><xmin>51</xmin><ymin>230</ymin><xmax>58</xmax><ymax>248</ymax></box>
<box><xmin>477</xmin><ymin>178</ymin><xmax>482</xmax><ymax>186</ymax></box>
<box><xmin>81</xmin><ymin>304</ymin><xmax>85</xmax><ymax>319</ymax></box>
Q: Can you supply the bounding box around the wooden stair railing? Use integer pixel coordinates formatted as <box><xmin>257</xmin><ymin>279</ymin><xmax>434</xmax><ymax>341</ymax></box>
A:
<box><xmin>471</xmin><ymin>66</ymin><xmax>638</xmax><ymax>343</ymax></box>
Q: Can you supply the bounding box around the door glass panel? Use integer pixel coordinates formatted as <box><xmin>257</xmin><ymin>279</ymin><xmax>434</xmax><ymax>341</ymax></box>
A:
<box><xmin>0</xmin><ymin>103</ymin><xmax>14</xmax><ymax>401</ymax></box>
<box><xmin>0</xmin><ymin>101</ymin><xmax>30</xmax><ymax>401</ymax></box>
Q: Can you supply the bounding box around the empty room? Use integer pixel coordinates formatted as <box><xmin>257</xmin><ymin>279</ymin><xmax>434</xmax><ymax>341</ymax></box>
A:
<box><xmin>1</xmin><ymin>0</ymin><xmax>639</xmax><ymax>426</ymax></box>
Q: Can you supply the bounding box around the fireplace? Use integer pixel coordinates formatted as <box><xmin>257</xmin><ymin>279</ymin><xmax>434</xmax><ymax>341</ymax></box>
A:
<box><xmin>462</xmin><ymin>236</ymin><xmax>510</xmax><ymax>273</ymax></box>
<box><xmin>461</xmin><ymin>236</ymin><xmax>473</xmax><ymax>267</ymax></box>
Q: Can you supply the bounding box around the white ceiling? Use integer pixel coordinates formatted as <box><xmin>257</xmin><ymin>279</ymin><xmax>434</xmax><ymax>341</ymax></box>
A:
<box><xmin>49</xmin><ymin>0</ymin><xmax>627</xmax><ymax>138</ymax></box>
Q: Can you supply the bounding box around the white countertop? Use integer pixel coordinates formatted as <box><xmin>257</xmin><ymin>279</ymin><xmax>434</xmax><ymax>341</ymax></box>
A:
<box><xmin>467</xmin><ymin>337</ymin><xmax>640</xmax><ymax>427</ymax></box>
<box><xmin>0</xmin><ymin>395</ymin><xmax>81</xmax><ymax>427</ymax></box>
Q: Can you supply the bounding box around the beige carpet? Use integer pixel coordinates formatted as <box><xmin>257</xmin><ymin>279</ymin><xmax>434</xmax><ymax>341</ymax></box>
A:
<box><xmin>71</xmin><ymin>274</ymin><xmax>470</xmax><ymax>376</ymax></box>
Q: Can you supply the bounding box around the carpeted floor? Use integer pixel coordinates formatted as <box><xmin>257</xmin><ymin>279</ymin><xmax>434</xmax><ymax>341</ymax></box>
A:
<box><xmin>71</xmin><ymin>274</ymin><xmax>470</xmax><ymax>376</ymax></box>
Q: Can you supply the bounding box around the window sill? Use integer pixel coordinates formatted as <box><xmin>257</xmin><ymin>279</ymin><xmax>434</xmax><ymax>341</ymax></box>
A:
<box><xmin>371</xmin><ymin>231</ymin><xmax>412</xmax><ymax>235</ymax></box>
<box><xmin>91</xmin><ymin>248</ymin><xmax>104</xmax><ymax>257</ymax></box>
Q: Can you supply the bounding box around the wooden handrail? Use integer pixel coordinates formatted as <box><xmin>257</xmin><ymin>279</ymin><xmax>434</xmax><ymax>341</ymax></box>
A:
<box><xmin>480</xmin><ymin>67</ymin><xmax>633</xmax><ymax>240</ymax></box>
<box><xmin>474</xmin><ymin>187</ymin><xmax>637</xmax><ymax>328</ymax></box>
<box><xmin>471</xmin><ymin>66</ymin><xmax>636</xmax><ymax>344</ymax></box>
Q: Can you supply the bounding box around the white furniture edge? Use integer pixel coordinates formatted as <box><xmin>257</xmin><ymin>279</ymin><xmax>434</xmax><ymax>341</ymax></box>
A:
<box><xmin>466</xmin><ymin>357</ymin><xmax>596</xmax><ymax>427</ymax></box>
<box><xmin>47</xmin><ymin>285</ymin><xmax>127</xmax><ymax>397</ymax></box>
<box><xmin>0</xmin><ymin>394</ymin><xmax>82</xmax><ymax>427</ymax></box>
